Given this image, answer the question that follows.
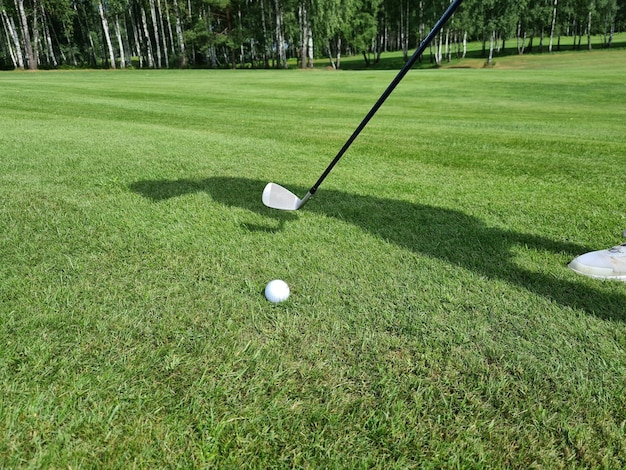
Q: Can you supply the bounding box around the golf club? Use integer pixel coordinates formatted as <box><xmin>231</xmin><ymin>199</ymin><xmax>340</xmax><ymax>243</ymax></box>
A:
<box><xmin>263</xmin><ymin>0</ymin><xmax>464</xmax><ymax>211</ymax></box>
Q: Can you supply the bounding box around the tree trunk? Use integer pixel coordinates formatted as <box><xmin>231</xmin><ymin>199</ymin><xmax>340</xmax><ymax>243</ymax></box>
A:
<box><xmin>299</xmin><ymin>2</ymin><xmax>306</xmax><ymax>68</ymax></box>
<box><xmin>141</xmin><ymin>7</ymin><xmax>155</xmax><ymax>68</ymax></box>
<box><xmin>128</xmin><ymin>1</ymin><xmax>142</xmax><ymax>67</ymax></box>
<box><xmin>156</xmin><ymin>0</ymin><xmax>168</xmax><ymax>68</ymax></box>
<box><xmin>549</xmin><ymin>0</ymin><xmax>558</xmax><ymax>52</ymax></box>
<box><xmin>462</xmin><ymin>30</ymin><xmax>467</xmax><ymax>59</ymax></box>
<box><xmin>172</xmin><ymin>0</ymin><xmax>186</xmax><ymax>67</ymax></box>
<box><xmin>326</xmin><ymin>41</ymin><xmax>336</xmax><ymax>69</ymax></box>
<box><xmin>41</xmin><ymin>5</ymin><xmax>57</xmax><ymax>67</ymax></box>
<box><xmin>587</xmin><ymin>10</ymin><xmax>592</xmax><ymax>50</ymax></box>
<box><xmin>336</xmin><ymin>37</ymin><xmax>341</xmax><ymax>68</ymax></box>
<box><xmin>149</xmin><ymin>0</ymin><xmax>162</xmax><ymax>68</ymax></box>
<box><xmin>163</xmin><ymin>0</ymin><xmax>175</xmax><ymax>56</ymax></box>
<box><xmin>98</xmin><ymin>0</ymin><xmax>116</xmax><ymax>68</ymax></box>
<box><xmin>435</xmin><ymin>32</ymin><xmax>442</xmax><ymax>66</ymax></box>
<box><xmin>1</xmin><ymin>12</ymin><xmax>17</xmax><ymax>68</ymax></box>
<box><xmin>307</xmin><ymin>25</ymin><xmax>313</xmax><ymax>67</ymax></box>
<box><xmin>517</xmin><ymin>23</ymin><xmax>526</xmax><ymax>55</ymax></box>
<box><xmin>114</xmin><ymin>16</ymin><xmax>125</xmax><ymax>68</ymax></box>
<box><xmin>400</xmin><ymin>0</ymin><xmax>408</xmax><ymax>61</ymax></box>
<box><xmin>274</xmin><ymin>0</ymin><xmax>286</xmax><ymax>68</ymax></box>
<box><xmin>2</xmin><ymin>9</ymin><xmax>24</xmax><ymax>69</ymax></box>
<box><xmin>32</xmin><ymin>0</ymin><xmax>39</xmax><ymax>67</ymax></box>
<box><xmin>15</xmin><ymin>0</ymin><xmax>35</xmax><ymax>69</ymax></box>
<box><xmin>298</xmin><ymin>2</ymin><xmax>313</xmax><ymax>68</ymax></box>
<box><xmin>260</xmin><ymin>0</ymin><xmax>269</xmax><ymax>68</ymax></box>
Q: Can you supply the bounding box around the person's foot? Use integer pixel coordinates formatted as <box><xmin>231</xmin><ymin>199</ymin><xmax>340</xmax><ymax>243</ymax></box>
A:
<box><xmin>569</xmin><ymin>244</ymin><xmax>626</xmax><ymax>281</ymax></box>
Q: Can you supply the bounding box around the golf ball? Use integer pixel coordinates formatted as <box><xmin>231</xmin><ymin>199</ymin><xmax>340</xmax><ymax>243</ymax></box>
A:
<box><xmin>265</xmin><ymin>279</ymin><xmax>290</xmax><ymax>303</ymax></box>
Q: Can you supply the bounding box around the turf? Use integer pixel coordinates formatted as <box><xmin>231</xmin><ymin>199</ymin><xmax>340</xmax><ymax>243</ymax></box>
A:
<box><xmin>1</xmin><ymin>49</ymin><xmax>626</xmax><ymax>468</ymax></box>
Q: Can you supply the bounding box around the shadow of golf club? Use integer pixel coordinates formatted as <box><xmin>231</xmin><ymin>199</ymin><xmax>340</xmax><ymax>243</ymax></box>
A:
<box><xmin>130</xmin><ymin>176</ymin><xmax>626</xmax><ymax>321</ymax></box>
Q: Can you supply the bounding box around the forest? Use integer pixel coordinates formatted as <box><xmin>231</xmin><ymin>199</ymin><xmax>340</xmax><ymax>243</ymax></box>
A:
<box><xmin>0</xmin><ymin>0</ymin><xmax>623</xmax><ymax>70</ymax></box>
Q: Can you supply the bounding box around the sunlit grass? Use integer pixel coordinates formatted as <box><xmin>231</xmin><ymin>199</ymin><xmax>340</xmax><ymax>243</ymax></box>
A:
<box><xmin>1</xmin><ymin>50</ymin><xmax>626</xmax><ymax>467</ymax></box>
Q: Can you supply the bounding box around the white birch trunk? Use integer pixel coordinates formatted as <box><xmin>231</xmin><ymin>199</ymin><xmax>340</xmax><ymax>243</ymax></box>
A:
<box><xmin>549</xmin><ymin>0</ymin><xmax>558</xmax><ymax>52</ymax></box>
<box><xmin>98</xmin><ymin>1</ymin><xmax>116</xmax><ymax>68</ymax></box>
<box><xmin>149</xmin><ymin>0</ymin><xmax>162</xmax><ymax>68</ymax></box>
<box><xmin>128</xmin><ymin>2</ymin><xmax>143</xmax><ymax>67</ymax></box>
<box><xmin>141</xmin><ymin>7</ymin><xmax>155</xmax><ymax>68</ymax></box>
<box><xmin>336</xmin><ymin>37</ymin><xmax>341</xmax><ymax>68</ymax></box>
<box><xmin>208</xmin><ymin>5</ymin><xmax>217</xmax><ymax>68</ymax></box>
<box><xmin>298</xmin><ymin>3</ymin><xmax>313</xmax><ymax>69</ymax></box>
<box><xmin>172</xmin><ymin>0</ymin><xmax>186</xmax><ymax>66</ymax></box>
<box><xmin>32</xmin><ymin>0</ymin><xmax>39</xmax><ymax>67</ymax></box>
<box><xmin>307</xmin><ymin>27</ymin><xmax>313</xmax><ymax>67</ymax></box>
<box><xmin>462</xmin><ymin>30</ymin><xmax>467</xmax><ymax>58</ymax></box>
<box><xmin>299</xmin><ymin>3</ymin><xmax>306</xmax><ymax>68</ymax></box>
<box><xmin>2</xmin><ymin>10</ymin><xmax>22</xmax><ymax>68</ymax></box>
<box><xmin>260</xmin><ymin>0</ymin><xmax>269</xmax><ymax>67</ymax></box>
<box><xmin>114</xmin><ymin>16</ymin><xmax>125</xmax><ymax>68</ymax></box>
<box><xmin>435</xmin><ymin>32</ymin><xmax>442</xmax><ymax>65</ymax></box>
<box><xmin>156</xmin><ymin>0</ymin><xmax>168</xmax><ymax>68</ymax></box>
<box><xmin>15</xmin><ymin>0</ymin><xmax>35</xmax><ymax>69</ymax></box>
<box><xmin>41</xmin><ymin>5</ymin><xmax>57</xmax><ymax>67</ymax></box>
<box><xmin>274</xmin><ymin>0</ymin><xmax>286</xmax><ymax>68</ymax></box>
<box><xmin>488</xmin><ymin>30</ymin><xmax>495</xmax><ymax>65</ymax></box>
<box><xmin>1</xmin><ymin>14</ymin><xmax>17</xmax><ymax>68</ymax></box>
<box><xmin>587</xmin><ymin>10</ymin><xmax>592</xmax><ymax>50</ymax></box>
<box><xmin>163</xmin><ymin>0</ymin><xmax>175</xmax><ymax>56</ymax></box>
<box><xmin>517</xmin><ymin>23</ymin><xmax>526</xmax><ymax>54</ymax></box>
<box><xmin>326</xmin><ymin>42</ymin><xmax>336</xmax><ymax>69</ymax></box>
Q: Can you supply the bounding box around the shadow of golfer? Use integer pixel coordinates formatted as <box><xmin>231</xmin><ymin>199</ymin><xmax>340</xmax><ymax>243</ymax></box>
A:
<box><xmin>130</xmin><ymin>176</ymin><xmax>298</xmax><ymax>232</ymax></box>
<box><xmin>130</xmin><ymin>176</ymin><xmax>626</xmax><ymax>321</ymax></box>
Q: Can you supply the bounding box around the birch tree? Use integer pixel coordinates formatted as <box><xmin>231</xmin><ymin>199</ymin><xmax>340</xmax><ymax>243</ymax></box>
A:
<box><xmin>298</xmin><ymin>0</ymin><xmax>312</xmax><ymax>67</ymax></box>
<box><xmin>140</xmin><ymin>4</ymin><xmax>155</xmax><ymax>67</ymax></box>
<box><xmin>274</xmin><ymin>0</ymin><xmax>286</xmax><ymax>68</ymax></box>
<box><xmin>171</xmin><ymin>0</ymin><xmax>186</xmax><ymax>66</ymax></box>
<box><xmin>14</xmin><ymin>0</ymin><xmax>36</xmax><ymax>68</ymax></box>
<box><xmin>97</xmin><ymin>0</ymin><xmax>116</xmax><ymax>67</ymax></box>
<box><xmin>114</xmin><ymin>15</ymin><xmax>125</xmax><ymax>67</ymax></box>
<box><xmin>1</xmin><ymin>7</ymin><xmax>24</xmax><ymax>68</ymax></box>
<box><xmin>548</xmin><ymin>0</ymin><xmax>558</xmax><ymax>51</ymax></box>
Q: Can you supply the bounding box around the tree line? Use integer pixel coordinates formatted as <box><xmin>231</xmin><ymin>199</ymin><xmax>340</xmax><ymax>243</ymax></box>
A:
<box><xmin>0</xmin><ymin>0</ymin><xmax>623</xmax><ymax>70</ymax></box>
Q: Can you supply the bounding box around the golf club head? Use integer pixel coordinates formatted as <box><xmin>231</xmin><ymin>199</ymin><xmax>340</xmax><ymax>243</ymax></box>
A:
<box><xmin>262</xmin><ymin>183</ymin><xmax>310</xmax><ymax>211</ymax></box>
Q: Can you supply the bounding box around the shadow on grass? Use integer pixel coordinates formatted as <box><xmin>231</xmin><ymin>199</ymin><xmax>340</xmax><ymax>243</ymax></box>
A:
<box><xmin>130</xmin><ymin>176</ymin><xmax>626</xmax><ymax>321</ymax></box>
<box><xmin>335</xmin><ymin>41</ymin><xmax>626</xmax><ymax>71</ymax></box>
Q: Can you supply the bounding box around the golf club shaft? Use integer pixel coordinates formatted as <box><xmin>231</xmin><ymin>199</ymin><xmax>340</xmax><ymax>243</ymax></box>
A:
<box><xmin>308</xmin><ymin>0</ymin><xmax>464</xmax><ymax>196</ymax></box>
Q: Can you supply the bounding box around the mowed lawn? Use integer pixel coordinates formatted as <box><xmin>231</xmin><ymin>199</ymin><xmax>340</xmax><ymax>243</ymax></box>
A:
<box><xmin>1</xmin><ymin>49</ymin><xmax>626</xmax><ymax>467</ymax></box>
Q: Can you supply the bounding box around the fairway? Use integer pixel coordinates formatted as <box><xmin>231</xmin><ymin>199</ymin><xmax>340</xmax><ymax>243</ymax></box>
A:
<box><xmin>1</xmin><ymin>50</ymin><xmax>626</xmax><ymax>467</ymax></box>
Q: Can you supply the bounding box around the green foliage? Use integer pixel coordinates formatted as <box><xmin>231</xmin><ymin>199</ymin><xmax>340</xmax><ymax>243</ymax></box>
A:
<box><xmin>1</xmin><ymin>50</ymin><xmax>626</xmax><ymax>467</ymax></box>
<box><xmin>1</xmin><ymin>0</ymin><xmax>624</xmax><ymax>69</ymax></box>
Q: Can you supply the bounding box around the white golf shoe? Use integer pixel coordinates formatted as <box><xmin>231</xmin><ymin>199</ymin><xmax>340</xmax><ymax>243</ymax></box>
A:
<box><xmin>569</xmin><ymin>243</ymin><xmax>626</xmax><ymax>281</ymax></box>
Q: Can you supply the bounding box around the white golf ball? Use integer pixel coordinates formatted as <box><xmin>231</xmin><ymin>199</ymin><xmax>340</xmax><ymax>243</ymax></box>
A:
<box><xmin>265</xmin><ymin>279</ymin><xmax>290</xmax><ymax>303</ymax></box>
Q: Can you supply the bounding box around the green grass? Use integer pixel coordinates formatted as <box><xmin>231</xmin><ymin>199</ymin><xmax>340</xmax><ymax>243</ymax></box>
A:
<box><xmin>333</xmin><ymin>32</ymin><xmax>626</xmax><ymax>70</ymax></box>
<box><xmin>1</xmin><ymin>49</ymin><xmax>626</xmax><ymax>468</ymax></box>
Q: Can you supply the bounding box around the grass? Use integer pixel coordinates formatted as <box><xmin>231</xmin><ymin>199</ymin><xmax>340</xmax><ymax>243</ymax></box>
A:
<box><xmin>1</xmin><ymin>49</ymin><xmax>626</xmax><ymax>467</ymax></box>
<box><xmin>334</xmin><ymin>32</ymin><xmax>626</xmax><ymax>70</ymax></box>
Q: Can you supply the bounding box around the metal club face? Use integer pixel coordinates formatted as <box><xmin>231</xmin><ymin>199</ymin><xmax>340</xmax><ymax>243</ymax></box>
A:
<box><xmin>262</xmin><ymin>183</ymin><xmax>302</xmax><ymax>211</ymax></box>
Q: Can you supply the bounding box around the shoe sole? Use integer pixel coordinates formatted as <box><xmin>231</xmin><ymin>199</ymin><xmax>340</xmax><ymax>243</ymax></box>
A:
<box><xmin>568</xmin><ymin>262</ymin><xmax>626</xmax><ymax>282</ymax></box>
